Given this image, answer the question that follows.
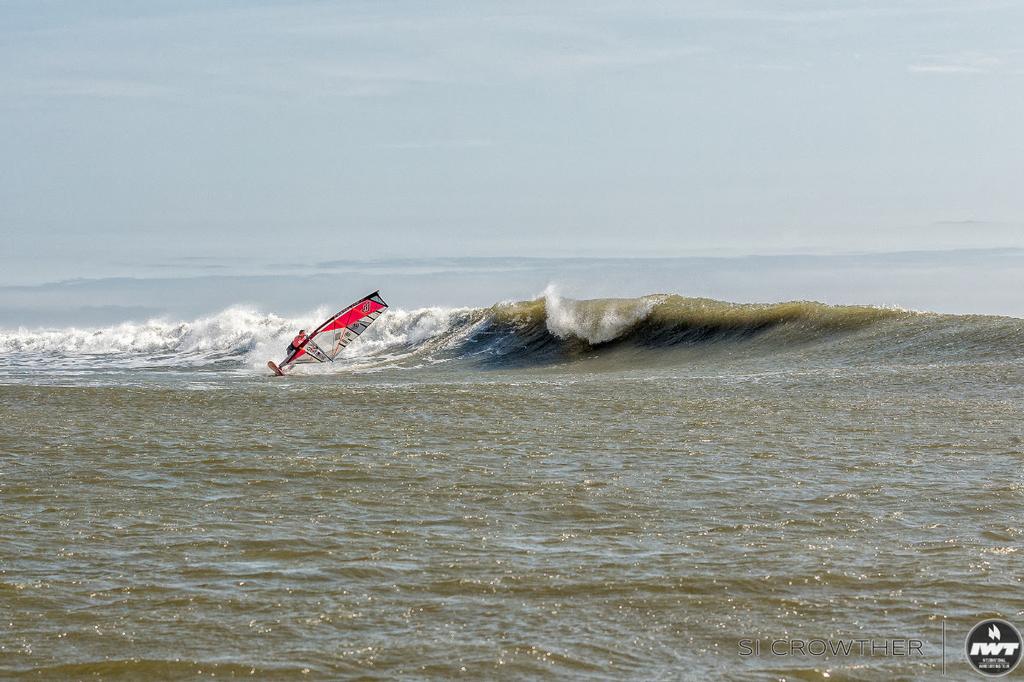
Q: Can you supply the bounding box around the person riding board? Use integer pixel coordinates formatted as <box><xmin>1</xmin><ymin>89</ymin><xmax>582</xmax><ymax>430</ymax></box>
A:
<box><xmin>286</xmin><ymin>329</ymin><xmax>307</xmax><ymax>356</ymax></box>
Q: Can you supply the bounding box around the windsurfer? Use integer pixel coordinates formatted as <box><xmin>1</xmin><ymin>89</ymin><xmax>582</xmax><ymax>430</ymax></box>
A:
<box><xmin>286</xmin><ymin>330</ymin><xmax>307</xmax><ymax>356</ymax></box>
<box><xmin>268</xmin><ymin>291</ymin><xmax>387</xmax><ymax>375</ymax></box>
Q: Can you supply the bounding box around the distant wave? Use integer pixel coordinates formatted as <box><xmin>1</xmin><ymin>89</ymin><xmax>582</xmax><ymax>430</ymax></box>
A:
<box><xmin>1</xmin><ymin>292</ymin><xmax>1022</xmax><ymax>371</ymax></box>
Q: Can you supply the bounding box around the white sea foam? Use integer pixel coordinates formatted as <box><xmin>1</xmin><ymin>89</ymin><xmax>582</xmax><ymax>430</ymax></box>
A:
<box><xmin>0</xmin><ymin>307</ymin><xmax>289</xmax><ymax>356</ymax></box>
<box><xmin>338</xmin><ymin>306</ymin><xmax>473</xmax><ymax>358</ymax></box>
<box><xmin>0</xmin><ymin>305</ymin><xmax>469</xmax><ymax>369</ymax></box>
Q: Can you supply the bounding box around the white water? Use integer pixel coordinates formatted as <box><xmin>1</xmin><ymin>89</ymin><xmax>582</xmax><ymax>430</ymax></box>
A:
<box><xmin>0</xmin><ymin>305</ymin><xmax>470</xmax><ymax>370</ymax></box>
<box><xmin>0</xmin><ymin>288</ymin><xmax>663</xmax><ymax>370</ymax></box>
<box><xmin>542</xmin><ymin>285</ymin><xmax>656</xmax><ymax>344</ymax></box>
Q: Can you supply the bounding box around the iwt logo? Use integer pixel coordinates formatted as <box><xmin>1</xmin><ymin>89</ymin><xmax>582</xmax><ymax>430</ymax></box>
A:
<box><xmin>966</xmin><ymin>619</ymin><xmax>1022</xmax><ymax>677</ymax></box>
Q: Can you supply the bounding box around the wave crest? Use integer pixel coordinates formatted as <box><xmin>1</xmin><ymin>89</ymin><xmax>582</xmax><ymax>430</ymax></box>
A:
<box><xmin>1</xmin><ymin>293</ymin><xmax>1018</xmax><ymax>372</ymax></box>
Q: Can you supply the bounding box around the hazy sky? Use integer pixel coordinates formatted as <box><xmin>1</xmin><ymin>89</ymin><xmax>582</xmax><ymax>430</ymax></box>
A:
<box><xmin>2</xmin><ymin>0</ymin><xmax>1023</xmax><ymax>281</ymax></box>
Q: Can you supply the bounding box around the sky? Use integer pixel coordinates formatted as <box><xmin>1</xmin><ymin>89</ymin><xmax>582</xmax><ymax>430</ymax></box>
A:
<box><xmin>1</xmin><ymin>0</ymin><xmax>1023</xmax><ymax>289</ymax></box>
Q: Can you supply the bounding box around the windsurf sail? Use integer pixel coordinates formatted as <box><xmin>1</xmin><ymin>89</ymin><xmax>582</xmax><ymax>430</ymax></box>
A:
<box><xmin>279</xmin><ymin>291</ymin><xmax>388</xmax><ymax>370</ymax></box>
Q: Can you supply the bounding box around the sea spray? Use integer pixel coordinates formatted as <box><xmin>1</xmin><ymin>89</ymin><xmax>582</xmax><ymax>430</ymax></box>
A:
<box><xmin>541</xmin><ymin>285</ymin><xmax>656</xmax><ymax>344</ymax></box>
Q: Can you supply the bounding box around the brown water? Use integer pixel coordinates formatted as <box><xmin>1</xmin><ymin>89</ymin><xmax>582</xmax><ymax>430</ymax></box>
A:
<box><xmin>2</xmin><ymin>296</ymin><xmax>1024</xmax><ymax>678</ymax></box>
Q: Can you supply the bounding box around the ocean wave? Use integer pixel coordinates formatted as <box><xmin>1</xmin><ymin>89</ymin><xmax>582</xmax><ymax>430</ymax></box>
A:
<box><xmin>0</xmin><ymin>307</ymin><xmax>288</xmax><ymax>358</ymax></box>
<box><xmin>0</xmin><ymin>294</ymin><xmax>1021</xmax><ymax>371</ymax></box>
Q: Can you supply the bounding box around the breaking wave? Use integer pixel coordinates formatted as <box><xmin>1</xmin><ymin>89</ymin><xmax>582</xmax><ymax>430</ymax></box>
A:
<box><xmin>1</xmin><ymin>292</ymin><xmax>1022</xmax><ymax>372</ymax></box>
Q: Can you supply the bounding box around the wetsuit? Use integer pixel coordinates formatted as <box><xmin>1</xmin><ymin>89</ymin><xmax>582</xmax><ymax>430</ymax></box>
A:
<box><xmin>286</xmin><ymin>334</ymin><xmax>307</xmax><ymax>355</ymax></box>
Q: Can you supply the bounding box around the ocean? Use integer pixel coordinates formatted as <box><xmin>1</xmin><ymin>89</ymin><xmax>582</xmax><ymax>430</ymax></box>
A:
<box><xmin>2</xmin><ymin>273</ymin><xmax>1024</xmax><ymax>678</ymax></box>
